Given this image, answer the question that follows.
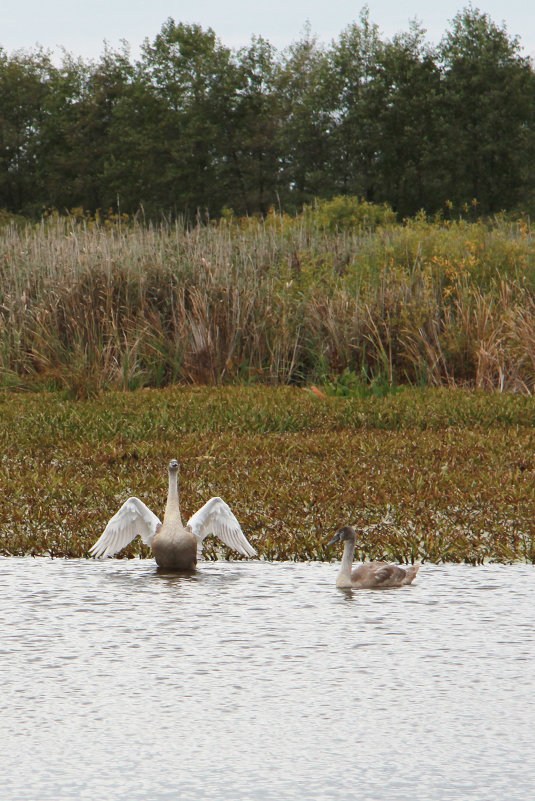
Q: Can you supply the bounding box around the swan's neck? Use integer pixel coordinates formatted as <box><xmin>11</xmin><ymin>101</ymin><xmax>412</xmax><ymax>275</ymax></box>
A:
<box><xmin>337</xmin><ymin>539</ymin><xmax>356</xmax><ymax>587</ymax></box>
<box><xmin>164</xmin><ymin>470</ymin><xmax>182</xmax><ymax>523</ymax></box>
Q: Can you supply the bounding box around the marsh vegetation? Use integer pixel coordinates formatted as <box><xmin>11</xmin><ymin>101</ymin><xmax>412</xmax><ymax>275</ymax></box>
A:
<box><xmin>2</xmin><ymin>386</ymin><xmax>535</xmax><ymax>564</ymax></box>
<box><xmin>2</xmin><ymin>203</ymin><xmax>535</xmax><ymax>566</ymax></box>
<box><xmin>2</xmin><ymin>206</ymin><xmax>535</xmax><ymax>397</ymax></box>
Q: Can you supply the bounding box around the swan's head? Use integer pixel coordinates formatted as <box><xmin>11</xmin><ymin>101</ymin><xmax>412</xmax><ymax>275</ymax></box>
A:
<box><xmin>327</xmin><ymin>525</ymin><xmax>356</xmax><ymax>546</ymax></box>
<box><xmin>168</xmin><ymin>459</ymin><xmax>179</xmax><ymax>473</ymax></box>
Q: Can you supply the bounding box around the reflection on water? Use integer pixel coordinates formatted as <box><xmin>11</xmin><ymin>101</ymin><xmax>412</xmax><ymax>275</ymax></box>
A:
<box><xmin>1</xmin><ymin>557</ymin><xmax>534</xmax><ymax>801</ymax></box>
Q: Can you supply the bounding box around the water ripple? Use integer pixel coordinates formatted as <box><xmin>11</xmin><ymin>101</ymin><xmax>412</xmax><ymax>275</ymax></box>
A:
<box><xmin>1</xmin><ymin>557</ymin><xmax>534</xmax><ymax>800</ymax></box>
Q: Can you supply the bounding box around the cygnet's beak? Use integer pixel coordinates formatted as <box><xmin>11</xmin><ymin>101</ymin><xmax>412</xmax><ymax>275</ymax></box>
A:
<box><xmin>326</xmin><ymin>532</ymin><xmax>341</xmax><ymax>546</ymax></box>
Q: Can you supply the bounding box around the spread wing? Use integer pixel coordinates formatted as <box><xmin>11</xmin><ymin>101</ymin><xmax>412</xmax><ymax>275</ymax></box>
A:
<box><xmin>187</xmin><ymin>496</ymin><xmax>256</xmax><ymax>558</ymax></box>
<box><xmin>89</xmin><ymin>497</ymin><xmax>162</xmax><ymax>558</ymax></box>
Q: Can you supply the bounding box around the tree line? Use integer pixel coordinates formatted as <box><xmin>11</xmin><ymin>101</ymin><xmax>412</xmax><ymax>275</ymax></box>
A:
<box><xmin>1</xmin><ymin>6</ymin><xmax>535</xmax><ymax>220</ymax></box>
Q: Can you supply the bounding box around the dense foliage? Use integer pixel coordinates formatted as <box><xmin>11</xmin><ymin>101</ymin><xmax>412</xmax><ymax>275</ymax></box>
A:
<box><xmin>1</xmin><ymin>7</ymin><xmax>535</xmax><ymax>219</ymax></box>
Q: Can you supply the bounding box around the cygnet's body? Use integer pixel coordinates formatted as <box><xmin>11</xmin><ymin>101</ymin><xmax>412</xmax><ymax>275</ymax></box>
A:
<box><xmin>150</xmin><ymin>461</ymin><xmax>197</xmax><ymax>570</ymax></box>
<box><xmin>90</xmin><ymin>459</ymin><xmax>256</xmax><ymax>571</ymax></box>
<box><xmin>327</xmin><ymin>526</ymin><xmax>419</xmax><ymax>589</ymax></box>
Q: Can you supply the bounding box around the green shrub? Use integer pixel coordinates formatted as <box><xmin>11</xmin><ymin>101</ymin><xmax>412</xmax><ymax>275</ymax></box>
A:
<box><xmin>309</xmin><ymin>196</ymin><xmax>397</xmax><ymax>231</ymax></box>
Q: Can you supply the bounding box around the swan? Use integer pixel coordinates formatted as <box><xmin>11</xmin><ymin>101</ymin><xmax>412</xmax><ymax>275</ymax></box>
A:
<box><xmin>89</xmin><ymin>459</ymin><xmax>257</xmax><ymax>571</ymax></box>
<box><xmin>327</xmin><ymin>526</ymin><xmax>419</xmax><ymax>589</ymax></box>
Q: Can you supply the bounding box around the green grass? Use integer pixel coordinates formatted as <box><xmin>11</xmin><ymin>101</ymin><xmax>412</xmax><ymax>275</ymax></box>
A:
<box><xmin>2</xmin><ymin>386</ymin><xmax>535</xmax><ymax>564</ymax></box>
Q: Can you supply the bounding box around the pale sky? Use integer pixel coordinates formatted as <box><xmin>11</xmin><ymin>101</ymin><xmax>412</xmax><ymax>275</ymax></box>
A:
<box><xmin>2</xmin><ymin>0</ymin><xmax>534</xmax><ymax>61</ymax></box>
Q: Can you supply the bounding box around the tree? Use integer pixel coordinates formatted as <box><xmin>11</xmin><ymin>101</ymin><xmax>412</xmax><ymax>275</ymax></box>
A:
<box><xmin>275</xmin><ymin>25</ymin><xmax>335</xmax><ymax>208</ymax></box>
<box><xmin>36</xmin><ymin>46</ymin><xmax>141</xmax><ymax>213</ymax></box>
<box><xmin>228</xmin><ymin>37</ymin><xmax>282</xmax><ymax>214</ymax></box>
<box><xmin>375</xmin><ymin>23</ymin><xmax>443</xmax><ymax>216</ymax></box>
<box><xmin>2</xmin><ymin>10</ymin><xmax>535</xmax><ymax>219</ymax></box>
<box><xmin>139</xmin><ymin>19</ymin><xmax>240</xmax><ymax>216</ymax></box>
<box><xmin>438</xmin><ymin>7</ymin><xmax>535</xmax><ymax>213</ymax></box>
<box><xmin>327</xmin><ymin>9</ymin><xmax>386</xmax><ymax>201</ymax></box>
<box><xmin>0</xmin><ymin>48</ymin><xmax>54</xmax><ymax>213</ymax></box>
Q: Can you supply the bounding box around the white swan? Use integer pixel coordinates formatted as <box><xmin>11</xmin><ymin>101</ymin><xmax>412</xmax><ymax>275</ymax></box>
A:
<box><xmin>90</xmin><ymin>459</ymin><xmax>257</xmax><ymax>571</ymax></box>
<box><xmin>327</xmin><ymin>526</ymin><xmax>419</xmax><ymax>589</ymax></box>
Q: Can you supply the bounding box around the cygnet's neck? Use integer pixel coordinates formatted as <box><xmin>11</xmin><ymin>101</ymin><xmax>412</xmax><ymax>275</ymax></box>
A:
<box><xmin>337</xmin><ymin>538</ymin><xmax>356</xmax><ymax>586</ymax></box>
<box><xmin>164</xmin><ymin>469</ymin><xmax>182</xmax><ymax>523</ymax></box>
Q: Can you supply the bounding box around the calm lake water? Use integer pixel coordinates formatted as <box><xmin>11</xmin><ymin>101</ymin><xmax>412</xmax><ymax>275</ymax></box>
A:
<box><xmin>2</xmin><ymin>556</ymin><xmax>534</xmax><ymax>801</ymax></box>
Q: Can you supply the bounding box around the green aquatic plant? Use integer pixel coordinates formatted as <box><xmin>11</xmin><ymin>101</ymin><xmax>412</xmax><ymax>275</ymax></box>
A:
<box><xmin>1</xmin><ymin>386</ymin><xmax>534</xmax><ymax>564</ymax></box>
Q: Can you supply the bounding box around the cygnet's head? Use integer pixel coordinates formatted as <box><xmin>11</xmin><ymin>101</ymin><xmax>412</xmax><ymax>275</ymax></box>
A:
<box><xmin>168</xmin><ymin>459</ymin><xmax>179</xmax><ymax>472</ymax></box>
<box><xmin>327</xmin><ymin>525</ymin><xmax>356</xmax><ymax>546</ymax></box>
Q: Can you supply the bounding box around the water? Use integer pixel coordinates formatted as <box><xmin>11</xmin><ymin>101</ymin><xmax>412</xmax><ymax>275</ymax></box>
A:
<box><xmin>1</xmin><ymin>557</ymin><xmax>534</xmax><ymax>801</ymax></box>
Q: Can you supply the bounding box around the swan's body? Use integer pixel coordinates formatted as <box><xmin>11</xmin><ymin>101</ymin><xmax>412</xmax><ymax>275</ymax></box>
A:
<box><xmin>90</xmin><ymin>460</ymin><xmax>256</xmax><ymax>571</ymax></box>
<box><xmin>327</xmin><ymin>526</ymin><xmax>419</xmax><ymax>589</ymax></box>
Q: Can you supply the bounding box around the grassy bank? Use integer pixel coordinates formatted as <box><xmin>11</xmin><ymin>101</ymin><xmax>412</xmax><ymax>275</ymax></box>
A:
<box><xmin>2</xmin><ymin>386</ymin><xmax>535</xmax><ymax>564</ymax></box>
<box><xmin>2</xmin><ymin>206</ymin><xmax>535</xmax><ymax>396</ymax></box>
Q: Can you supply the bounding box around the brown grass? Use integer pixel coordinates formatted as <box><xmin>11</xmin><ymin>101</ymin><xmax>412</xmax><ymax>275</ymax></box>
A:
<box><xmin>1</xmin><ymin>211</ymin><xmax>535</xmax><ymax>396</ymax></box>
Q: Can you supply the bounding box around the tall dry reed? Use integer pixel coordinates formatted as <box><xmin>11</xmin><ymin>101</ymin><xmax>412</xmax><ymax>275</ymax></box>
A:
<box><xmin>1</xmin><ymin>210</ymin><xmax>535</xmax><ymax>396</ymax></box>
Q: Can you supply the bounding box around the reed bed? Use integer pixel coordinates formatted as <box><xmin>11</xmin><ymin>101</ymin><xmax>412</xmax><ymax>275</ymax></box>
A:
<box><xmin>2</xmin><ymin>209</ymin><xmax>535</xmax><ymax>396</ymax></box>
<box><xmin>1</xmin><ymin>386</ymin><xmax>535</xmax><ymax>564</ymax></box>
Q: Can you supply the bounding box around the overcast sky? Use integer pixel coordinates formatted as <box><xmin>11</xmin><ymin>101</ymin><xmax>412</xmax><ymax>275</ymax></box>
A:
<box><xmin>3</xmin><ymin>1</ymin><xmax>534</xmax><ymax>61</ymax></box>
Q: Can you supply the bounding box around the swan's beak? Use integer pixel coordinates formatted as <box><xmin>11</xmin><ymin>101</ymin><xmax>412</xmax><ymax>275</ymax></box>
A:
<box><xmin>326</xmin><ymin>533</ymin><xmax>341</xmax><ymax>546</ymax></box>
